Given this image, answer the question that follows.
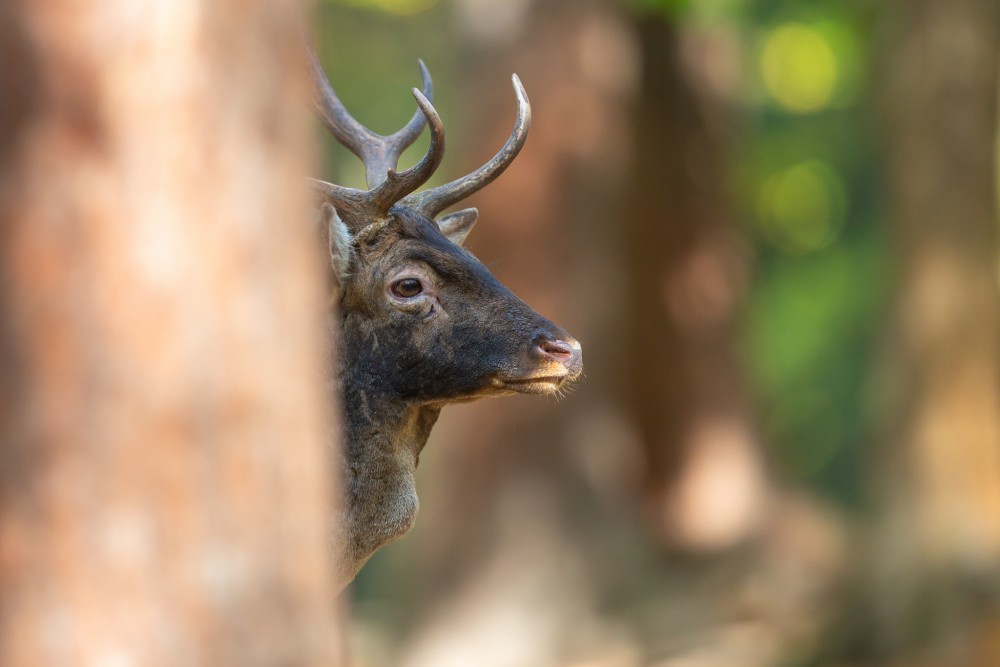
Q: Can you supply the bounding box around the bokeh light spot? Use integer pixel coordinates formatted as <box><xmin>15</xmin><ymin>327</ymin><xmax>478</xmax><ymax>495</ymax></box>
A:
<box><xmin>760</xmin><ymin>23</ymin><xmax>838</xmax><ymax>113</ymax></box>
<box><xmin>756</xmin><ymin>160</ymin><xmax>847</xmax><ymax>255</ymax></box>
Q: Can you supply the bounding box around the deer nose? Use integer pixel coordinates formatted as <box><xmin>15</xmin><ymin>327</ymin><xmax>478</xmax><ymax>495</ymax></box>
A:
<box><xmin>534</xmin><ymin>335</ymin><xmax>583</xmax><ymax>373</ymax></box>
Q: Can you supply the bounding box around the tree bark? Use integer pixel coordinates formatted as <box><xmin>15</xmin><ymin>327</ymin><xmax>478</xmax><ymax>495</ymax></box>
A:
<box><xmin>874</xmin><ymin>0</ymin><xmax>1000</xmax><ymax>661</ymax></box>
<box><xmin>623</xmin><ymin>15</ymin><xmax>766</xmax><ymax>552</ymax></box>
<box><xmin>0</xmin><ymin>2</ymin><xmax>343</xmax><ymax>665</ymax></box>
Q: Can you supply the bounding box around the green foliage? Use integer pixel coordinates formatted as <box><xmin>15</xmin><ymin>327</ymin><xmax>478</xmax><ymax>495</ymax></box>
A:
<box><xmin>745</xmin><ymin>228</ymin><xmax>887</xmax><ymax>502</ymax></box>
<box><xmin>662</xmin><ymin>0</ymin><xmax>885</xmax><ymax>504</ymax></box>
<box><xmin>742</xmin><ymin>4</ymin><xmax>882</xmax><ymax>505</ymax></box>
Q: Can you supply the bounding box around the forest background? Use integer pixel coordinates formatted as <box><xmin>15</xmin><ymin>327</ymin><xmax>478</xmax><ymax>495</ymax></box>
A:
<box><xmin>314</xmin><ymin>0</ymin><xmax>1000</xmax><ymax>665</ymax></box>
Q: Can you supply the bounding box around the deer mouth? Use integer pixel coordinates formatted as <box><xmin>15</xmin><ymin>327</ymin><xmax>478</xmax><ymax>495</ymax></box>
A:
<box><xmin>493</xmin><ymin>373</ymin><xmax>576</xmax><ymax>395</ymax></box>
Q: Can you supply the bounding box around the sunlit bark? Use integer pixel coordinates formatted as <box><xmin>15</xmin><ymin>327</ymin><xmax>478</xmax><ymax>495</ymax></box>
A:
<box><xmin>0</xmin><ymin>2</ymin><xmax>343</xmax><ymax>665</ymax></box>
<box><xmin>874</xmin><ymin>0</ymin><xmax>1000</xmax><ymax>661</ymax></box>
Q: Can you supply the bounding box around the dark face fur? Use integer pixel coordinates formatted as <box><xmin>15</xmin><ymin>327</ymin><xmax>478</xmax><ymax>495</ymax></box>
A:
<box><xmin>338</xmin><ymin>208</ymin><xmax>582</xmax><ymax>405</ymax></box>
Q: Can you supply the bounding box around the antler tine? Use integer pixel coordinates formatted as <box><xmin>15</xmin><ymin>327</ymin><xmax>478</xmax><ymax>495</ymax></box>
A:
<box><xmin>390</xmin><ymin>60</ymin><xmax>434</xmax><ymax>155</ymax></box>
<box><xmin>366</xmin><ymin>88</ymin><xmax>446</xmax><ymax>215</ymax></box>
<box><xmin>401</xmin><ymin>74</ymin><xmax>531</xmax><ymax>219</ymax></box>
<box><xmin>308</xmin><ymin>178</ymin><xmax>369</xmax><ymax>220</ymax></box>
<box><xmin>306</xmin><ymin>36</ymin><xmax>434</xmax><ymax>189</ymax></box>
<box><xmin>305</xmin><ymin>40</ymin><xmax>373</xmax><ymax>160</ymax></box>
<box><xmin>311</xmin><ymin>90</ymin><xmax>446</xmax><ymax>223</ymax></box>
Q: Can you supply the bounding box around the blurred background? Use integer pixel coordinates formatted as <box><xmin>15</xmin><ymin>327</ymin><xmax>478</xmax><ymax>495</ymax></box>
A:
<box><xmin>313</xmin><ymin>0</ymin><xmax>1000</xmax><ymax>665</ymax></box>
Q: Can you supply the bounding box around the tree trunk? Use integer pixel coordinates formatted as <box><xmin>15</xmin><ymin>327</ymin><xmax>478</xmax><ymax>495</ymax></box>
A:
<box><xmin>874</xmin><ymin>0</ymin><xmax>1000</xmax><ymax>662</ymax></box>
<box><xmin>623</xmin><ymin>15</ymin><xmax>766</xmax><ymax>552</ymax></box>
<box><xmin>0</xmin><ymin>2</ymin><xmax>343</xmax><ymax>665</ymax></box>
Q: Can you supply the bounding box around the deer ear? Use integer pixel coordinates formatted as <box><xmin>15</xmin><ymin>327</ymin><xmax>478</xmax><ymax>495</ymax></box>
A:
<box><xmin>437</xmin><ymin>208</ymin><xmax>479</xmax><ymax>246</ymax></box>
<box><xmin>322</xmin><ymin>203</ymin><xmax>355</xmax><ymax>281</ymax></box>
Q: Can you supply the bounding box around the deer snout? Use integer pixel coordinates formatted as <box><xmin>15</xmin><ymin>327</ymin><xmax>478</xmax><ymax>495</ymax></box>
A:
<box><xmin>534</xmin><ymin>335</ymin><xmax>583</xmax><ymax>376</ymax></box>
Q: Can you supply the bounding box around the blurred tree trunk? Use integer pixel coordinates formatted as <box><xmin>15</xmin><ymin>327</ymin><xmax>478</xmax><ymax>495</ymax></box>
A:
<box><xmin>875</xmin><ymin>0</ymin><xmax>1000</xmax><ymax>662</ymax></box>
<box><xmin>0</xmin><ymin>2</ymin><xmax>343</xmax><ymax>666</ymax></box>
<box><xmin>623</xmin><ymin>14</ymin><xmax>766</xmax><ymax>552</ymax></box>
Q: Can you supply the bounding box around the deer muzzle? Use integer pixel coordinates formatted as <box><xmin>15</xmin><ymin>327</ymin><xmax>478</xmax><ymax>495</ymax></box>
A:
<box><xmin>492</xmin><ymin>330</ymin><xmax>582</xmax><ymax>395</ymax></box>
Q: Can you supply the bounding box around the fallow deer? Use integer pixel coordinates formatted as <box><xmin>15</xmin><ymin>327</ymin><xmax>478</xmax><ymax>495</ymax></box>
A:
<box><xmin>305</xmin><ymin>42</ymin><xmax>582</xmax><ymax>586</ymax></box>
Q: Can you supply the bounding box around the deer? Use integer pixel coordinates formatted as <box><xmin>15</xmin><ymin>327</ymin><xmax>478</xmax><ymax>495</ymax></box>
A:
<box><xmin>304</xmin><ymin>41</ymin><xmax>583</xmax><ymax>587</ymax></box>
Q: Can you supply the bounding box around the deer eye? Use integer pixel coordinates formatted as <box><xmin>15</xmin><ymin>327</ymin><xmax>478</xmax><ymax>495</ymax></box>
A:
<box><xmin>391</xmin><ymin>278</ymin><xmax>423</xmax><ymax>298</ymax></box>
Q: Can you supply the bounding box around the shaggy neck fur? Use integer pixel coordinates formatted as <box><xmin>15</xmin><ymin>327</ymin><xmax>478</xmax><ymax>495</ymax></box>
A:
<box><xmin>332</xmin><ymin>324</ymin><xmax>441</xmax><ymax>584</ymax></box>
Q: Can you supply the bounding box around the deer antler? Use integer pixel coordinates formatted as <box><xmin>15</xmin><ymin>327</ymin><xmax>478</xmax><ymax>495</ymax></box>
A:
<box><xmin>400</xmin><ymin>75</ymin><xmax>531</xmax><ymax>220</ymax></box>
<box><xmin>306</xmin><ymin>39</ymin><xmax>445</xmax><ymax>224</ymax></box>
<box><xmin>306</xmin><ymin>35</ymin><xmax>530</xmax><ymax>236</ymax></box>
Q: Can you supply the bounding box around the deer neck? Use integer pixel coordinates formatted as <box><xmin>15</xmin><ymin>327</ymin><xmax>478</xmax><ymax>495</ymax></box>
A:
<box><xmin>334</xmin><ymin>362</ymin><xmax>441</xmax><ymax>581</ymax></box>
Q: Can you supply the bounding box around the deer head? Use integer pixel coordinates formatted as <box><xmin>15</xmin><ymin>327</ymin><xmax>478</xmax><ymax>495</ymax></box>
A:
<box><xmin>306</xmin><ymin>42</ymin><xmax>582</xmax><ymax>585</ymax></box>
